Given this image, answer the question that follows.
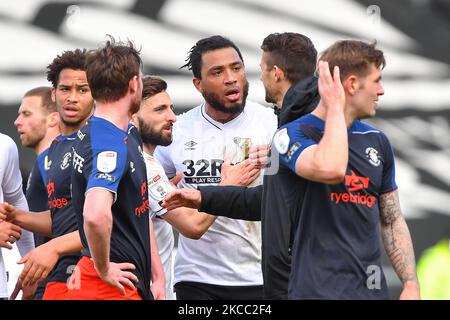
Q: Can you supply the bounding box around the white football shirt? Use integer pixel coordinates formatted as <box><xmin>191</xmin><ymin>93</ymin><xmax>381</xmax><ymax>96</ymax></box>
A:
<box><xmin>0</xmin><ymin>133</ymin><xmax>34</xmax><ymax>298</ymax></box>
<box><xmin>155</xmin><ymin>101</ymin><xmax>277</xmax><ymax>286</ymax></box>
<box><xmin>144</xmin><ymin>152</ymin><xmax>175</xmax><ymax>299</ymax></box>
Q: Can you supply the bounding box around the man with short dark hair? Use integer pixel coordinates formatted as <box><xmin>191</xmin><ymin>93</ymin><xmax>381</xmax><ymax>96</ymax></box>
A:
<box><xmin>155</xmin><ymin>35</ymin><xmax>277</xmax><ymax>300</ymax></box>
<box><xmin>162</xmin><ymin>32</ymin><xmax>319</xmax><ymax>299</ymax></box>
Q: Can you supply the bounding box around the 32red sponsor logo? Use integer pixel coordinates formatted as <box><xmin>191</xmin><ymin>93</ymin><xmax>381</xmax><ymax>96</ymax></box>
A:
<box><xmin>331</xmin><ymin>171</ymin><xmax>377</xmax><ymax>208</ymax></box>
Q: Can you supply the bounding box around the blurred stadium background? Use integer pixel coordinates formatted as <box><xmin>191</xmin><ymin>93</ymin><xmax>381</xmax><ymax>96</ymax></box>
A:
<box><xmin>0</xmin><ymin>0</ymin><xmax>449</xmax><ymax>299</ymax></box>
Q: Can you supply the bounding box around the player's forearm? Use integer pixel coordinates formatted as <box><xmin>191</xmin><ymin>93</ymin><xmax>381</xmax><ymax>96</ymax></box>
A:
<box><xmin>164</xmin><ymin>208</ymin><xmax>214</xmax><ymax>240</ymax></box>
<box><xmin>380</xmin><ymin>191</ymin><xmax>418</xmax><ymax>286</ymax></box>
<box><xmin>84</xmin><ymin>209</ymin><xmax>112</xmax><ymax>274</ymax></box>
<box><xmin>14</xmin><ymin>209</ymin><xmax>52</xmax><ymax>237</ymax></box>
<box><xmin>311</xmin><ymin>108</ymin><xmax>348</xmax><ymax>181</ymax></box>
<box><xmin>50</xmin><ymin>230</ymin><xmax>83</xmax><ymax>256</ymax></box>
<box><xmin>381</xmin><ymin>215</ymin><xmax>418</xmax><ymax>285</ymax></box>
<box><xmin>177</xmin><ymin>208</ymin><xmax>215</xmax><ymax>239</ymax></box>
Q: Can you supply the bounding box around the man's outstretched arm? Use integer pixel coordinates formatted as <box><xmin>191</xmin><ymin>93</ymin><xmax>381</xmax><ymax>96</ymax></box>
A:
<box><xmin>380</xmin><ymin>190</ymin><xmax>420</xmax><ymax>299</ymax></box>
<box><xmin>162</xmin><ymin>185</ymin><xmax>263</xmax><ymax>221</ymax></box>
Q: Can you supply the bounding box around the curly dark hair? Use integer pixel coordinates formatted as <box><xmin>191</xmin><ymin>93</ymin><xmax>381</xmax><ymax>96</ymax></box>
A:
<box><xmin>261</xmin><ymin>33</ymin><xmax>317</xmax><ymax>84</ymax></box>
<box><xmin>46</xmin><ymin>49</ymin><xmax>87</xmax><ymax>88</ymax></box>
<box><xmin>180</xmin><ymin>35</ymin><xmax>244</xmax><ymax>79</ymax></box>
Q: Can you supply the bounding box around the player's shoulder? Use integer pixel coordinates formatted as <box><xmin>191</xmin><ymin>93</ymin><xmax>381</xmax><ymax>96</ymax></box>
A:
<box><xmin>175</xmin><ymin>104</ymin><xmax>202</xmax><ymax>123</ymax></box>
<box><xmin>283</xmin><ymin>113</ymin><xmax>321</xmax><ymax>131</ymax></box>
<box><xmin>245</xmin><ymin>100</ymin><xmax>276</xmax><ymax>119</ymax></box>
<box><xmin>0</xmin><ymin>132</ymin><xmax>16</xmax><ymax>148</ymax></box>
<box><xmin>0</xmin><ymin>132</ymin><xmax>19</xmax><ymax>158</ymax></box>
<box><xmin>351</xmin><ymin>120</ymin><xmax>383</xmax><ymax>135</ymax></box>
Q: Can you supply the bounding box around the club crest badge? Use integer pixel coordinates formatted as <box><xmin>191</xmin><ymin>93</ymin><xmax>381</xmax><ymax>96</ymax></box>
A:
<box><xmin>60</xmin><ymin>152</ymin><xmax>72</xmax><ymax>170</ymax></box>
<box><xmin>365</xmin><ymin>147</ymin><xmax>381</xmax><ymax>167</ymax></box>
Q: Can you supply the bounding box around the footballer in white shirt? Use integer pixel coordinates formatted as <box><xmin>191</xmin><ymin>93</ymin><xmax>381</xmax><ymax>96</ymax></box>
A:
<box><xmin>154</xmin><ymin>36</ymin><xmax>277</xmax><ymax>299</ymax></box>
<box><xmin>133</xmin><ymin>75</ymin><xmax>262</xmax><ymax>300</ymax></box>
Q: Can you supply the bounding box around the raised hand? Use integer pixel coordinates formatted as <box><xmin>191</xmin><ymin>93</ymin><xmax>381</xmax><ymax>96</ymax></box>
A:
<box><xmin>317</xmin><ymin>60</ymin><xmax>345</xmax><ymax>114</ymax></box>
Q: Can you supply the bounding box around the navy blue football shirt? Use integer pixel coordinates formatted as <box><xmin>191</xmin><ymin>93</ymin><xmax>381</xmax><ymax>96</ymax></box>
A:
<box><xmin>70</xmin><ymin>116</ymin><xmax>151</xmax><ymax>299</ymax></box>
<box><xmin>26</xmin><ymin>149</ymin><xmax>50</xmax><ymax>246</ymax></box>
<box><xmin>45</xmin><ymin>133</ymin><xmax>81</xmax><ymax>284</ymax></box>
<box><xmin>276</xmin><ymin>114</ymin><xmax>397</xmax><ymax>299</ymax></box>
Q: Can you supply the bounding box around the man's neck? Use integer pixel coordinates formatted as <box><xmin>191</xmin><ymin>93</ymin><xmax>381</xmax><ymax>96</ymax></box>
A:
<box><xmin>205</xmin><ymin>103</ymin><xmax>240</xmax><ymax>124</ymax></box>
<box><xmin>35</xmin><ymin>130</ymin><xmax>60</xmax><ymax>155</ymax></box>
<box><xmin>60</xmin><ymin>124</ymin><xmax>83</xmax><ymax>137</ymax></box>
<box><xmin>94</xmin><ymin>99</ymin><xmax>131</xmax><ymax>131</ymax></box>
<box><xmin>143</xmin><ymin>143</ymin><xmax>155</xmax><ymax>156</ymax></box>
<box><xmin>275</xmin><ymin>81</ymin><xmax>292</xmax><ymax>108</ymax></box>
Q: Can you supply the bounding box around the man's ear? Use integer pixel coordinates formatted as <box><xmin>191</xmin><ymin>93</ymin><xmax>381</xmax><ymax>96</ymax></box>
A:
<box><xmin>51</xmin><ymin>87</ymin><xmax>56</xmax><ymax>103</ymax></box>
<box><xmin>273</xmin><ymin>65</ymin><xmax>285</xmax><ymax>82</ymax></box>
<box><xmin>193</xmin><ymin>77</ymin><xmax>202</xmax><ymax>93</ymax></box>
<box><xmin>129</xmin><ymin>75</ymin><xmax>139</xmax><ymax>94</ymax></box>
<box><xmin>130</xmin><ymin>113</ymin><xmax>139</xmax><ymax>128</ymax></box>
<box><xmin>47</xmin><ymin>112</ymin><xmax>60</xmax><ymax>128</ymax></box>
<box><xmin>343</xmin><ymin>75</ymin><xmax>359</xmax><ymax>96</ymax></box>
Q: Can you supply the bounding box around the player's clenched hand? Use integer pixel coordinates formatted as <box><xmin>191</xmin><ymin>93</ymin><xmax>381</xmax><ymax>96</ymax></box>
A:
<box><xmin>0</xmin><ymin>202</ymin><xmax>16</xmax><ymax>222</ymax></box>
<box><xmin>220</xmin><ymin>159</ymin><xmax>260</xmax><ymax>186</ymax></box>
<box><xmin>18</xmin><ymin>242</ymin><xmax>60</xmax><ymax>286</ymax></box>
<box><xmin>0</xmin><ymin>220</ymin><xmax>21</xmax><ymax>250</ymax></box>
<box><xmin>97</xmin><ymin>262</ymin><xmax>138</xmax><ymax>296</ymax></box>
<box><xmin>161</xmin><ymin>189</ymin><xmax>202</xmax><ymax>212</ymax></box>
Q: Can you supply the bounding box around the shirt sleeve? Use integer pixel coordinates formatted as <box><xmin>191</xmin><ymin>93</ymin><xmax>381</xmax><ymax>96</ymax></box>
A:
<box><xmin>25</xmin><ymin>152</ymin><xmax>49</xmax><ymax>212</ymax></box>
<box><xmin>380</xmin><ymin>133</ymin><xmax>398</xmax><ymax>194</ymax></box>
<box><xmin>86</xmin><ymin>138</ymin><xmax>127</xmax><ymax>196</ymax></box>
<box><xmin>1</xmin><ymin>136</ymin><xmax>35</xmax><ymax>255</ymax></box>
<box><xmin>148</xmin><ymin>174</ymin><xmax>175</xmax><ymax>218</ymax></box>
<box><xmin>275</xmin><ymin>122</ymin><xmax>318</xmax><ymax>173</ymax></box>
<box><xmin>1</xmin><ymin>135</ymin><xmax>25</xmax><ymax>204</ymax></box>
<box><xmin>199</xmin><ymin>185</ymin><xmax>262</xmax><ymax>221</ymax></box>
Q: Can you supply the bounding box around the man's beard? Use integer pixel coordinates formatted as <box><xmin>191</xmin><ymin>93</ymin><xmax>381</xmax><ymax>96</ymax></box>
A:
<box><xmin>265</xmin><ymin>90</ymin><xmax>276</xmax><ymax>104</ymax></box>
<box><xmin>203</xmin><ymin>80</ymin><xmax>249</xmax><ymax>115</ymax></box>
<box><xmin>61</xmin><ymin>117</ymin><xmax>85</xmax><ymax>129</ymax></box>
<box><xmin>138</xmin><ymin>116</ymin><xmax>172</xmax><ymax>147</ymax></box>
<box><xmin>129</xmin><ymin>94</ymin><xmax>141</xmax><ymax>115</ymax></box>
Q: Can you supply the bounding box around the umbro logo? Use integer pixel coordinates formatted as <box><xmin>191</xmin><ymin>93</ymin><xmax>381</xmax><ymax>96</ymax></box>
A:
<box><xmin>184</xmin><ymin>140</ymin><xmax>197</xmax><ymax>150</ymax></box>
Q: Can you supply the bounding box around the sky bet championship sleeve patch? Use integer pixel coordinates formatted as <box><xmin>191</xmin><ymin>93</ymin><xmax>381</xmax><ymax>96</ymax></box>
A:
<box><xmin>148</xmin><ymin>172</ymin><xmax>175</xmax><ymax>217</ymax></box>
<box><xmin>273</xmin><ymin>128</ymin><xmax>290</xmax><ymax>154</ymax></box>
<box><xmin>96</xmin><ymin>151</ymin><xmax>117</xmax><ymax>173</ymax></box>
